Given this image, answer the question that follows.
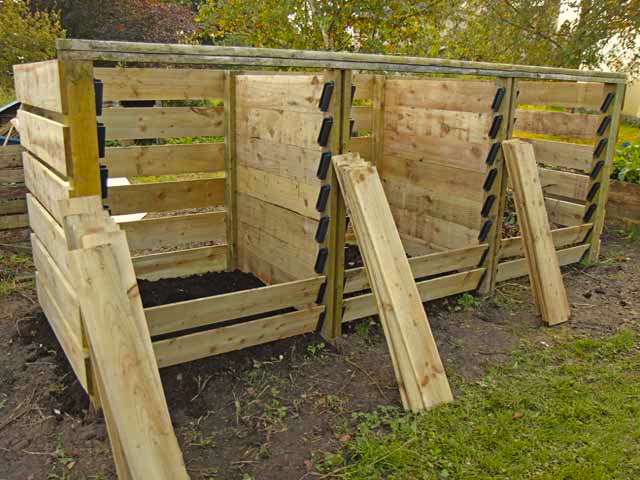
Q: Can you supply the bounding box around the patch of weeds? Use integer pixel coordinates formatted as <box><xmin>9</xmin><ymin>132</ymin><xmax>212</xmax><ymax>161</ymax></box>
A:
<box><xmin>305</xmin><ymin>341</ymin><xmax>326</xmax><ymax>359</ymax></box>
<box><xmin>48</xmin><ymin>435</ymin><xmax>77</xmax><ymax>479</ymax></box>
<box><xmin>454</xmin><ymin>293</ymin><xmax>481</xmax><ymax>312</ymax></box>
<box><xmin>185</xmin><ymin>429</ymin><xmax>216</xmax><ymax>448</ymax></box>
<box><xmin>320</xmin><ymin>330</ymin><xmax>640</xmax><ymax>479</ymax></box>
<box><xmin>0</xmin><ymin>252</ymin><xmax>33</xmax><ymax>297</ymax></box>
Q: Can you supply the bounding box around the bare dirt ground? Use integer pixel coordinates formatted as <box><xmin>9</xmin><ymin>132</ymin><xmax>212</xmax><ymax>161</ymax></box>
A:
<box><xmin>0</xmin><ymin>222</ymin><xmax>638</xmax><ymax>480</ymax></box>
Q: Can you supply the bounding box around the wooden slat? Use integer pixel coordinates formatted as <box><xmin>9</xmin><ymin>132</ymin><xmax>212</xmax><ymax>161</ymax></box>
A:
<box><xmin>236</xmin><ymin>74</ymin><xmax>325</xmax><ymax>113</ymax></box>
<box><xmin>539</xmin><ymin>167</ymin><xmax>590</xmax><ymax>201</ymax></box>
<box><xmin>518</xmin><ymin>81</ymin><xmax>604</xmax><ymax>109</ymax></box>
<box><xmin>385</xmin><ymin>78</ymin><xmax>496</xmax><ymax>113</ymax></box>
<box><xmin>107</xmin><ymin>178</ymin><xmax>225</xmax><ymax>215</ymax></box>
<box><xmin>132</xmin><ymin>245</ymin><xmax>227</xmax><ymax>281</ymax></box>
<box><xmin>95</xmin><ymin>67</ymin><xmax>225</xmax><ymax>101</ymax></box>
<box><xmin>0</xmin><ymin>168</ymin><xmax>24</xmax><ymax>183</ymax></box>
<box><xmin>345</xmin><ymin>244</ymin><xmax>487</xmax><ymax>294</ymax></box>
<box><xmin>352</xmin><ymin>105</ymin><xmax>372</xmax><ymax>132</ymax></box>
<box><xmin>119</xmin><ymin>211</ymin><xmax>226</xmax><ymax>251</ymax></box>
<box><xmin>607</xmin><ymin>180</ymin><xmax>640</xmax><ymax>224</ymax></box>
<box><xmin>349</xmin><ymin>136</ymin><xmax>371</xmax><ymax>160</ymax></box>
<box><xmin>154</xmin><ymin>305</ymin><xmax>323</xmax><ymax>368</ymax></box>
<box><xmin>497</xmin><ymin>244</ymin><xmax>589</xmax><ymax>282</ymax></box>
<box><xmin>522</xmin><ymin>138</ymin><xmax>593</xmax><ymax>172</ymax></box>
<box><xmin>353</xmin><ymin>74</ymin><xmax>374</xmax><ymax>100</ymax></box>
<box><xmin>0</xmin><ymin>145</ymin><xmax>24</xmax><ymax>169</ymax></box>
<box><xmin>1</xmin><ymin>198</ymin><xmax>27</xmax><ymax>215</ymax></box>
<box><xmin>35</xmin><ymin>276</ymin><xmax>87</xmax><ymax>389</ymax></box>
<box><xmin>545</xmin><ymin>197</ymin><xmax>585</xmax><ymax>226</ymax></box>
<box><xmin>515</xmin><ymin>109</ymin><xmax>600</xmax><ymax>139</ymax></box>
<box><xmin>17</xmin><ymin>109</ymin><xmax>70</xmax><ymax>176</ymax></box>
<box><xmin>100</xmin><ymin>107</ymin><xmax>224</xmax><ymax>140</ymax></box>
<box><xmin>23</xmin><ymin>152</ymin><xmax>70</xmax><ymax>223</ymax></box>
<box><xmin>224</xmin><ymin>70</ymin><xmax>238</xmax><ymax>269</ymax></box>
<box><xmin>146</xmin><ymin>275</ymin><xmax>324</xmax><ymax>336</ymax></box>
<box><xmin>26</xmin><ymin>194</ymin><xmax>69</xmax><ymax>278</ymax></box>
<box><xmin>343</xmin><ymin>268</ymin><xmax>485</xmax><ymax>323</ymax></box>
<box><xmin>13</xmin><ymin>60</ymin><xmax>65</xmax><ymax>113</ymax></box>
<box><xmin>500</xmin><ymin>223</ymin><xmax>592</xmax><ymax>259</ymax></box>
<box><xmin>0</xmin><ymin>213</ymin><xmax>29</xmax><ymax>230</ymax></box>
<box><xmin>104</xmin><ymin>143</ymin><xmax>224</xmax><ymax>177</ymax></box>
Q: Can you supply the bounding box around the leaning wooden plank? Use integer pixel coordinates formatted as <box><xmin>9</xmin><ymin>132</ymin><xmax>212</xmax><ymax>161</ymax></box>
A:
<box><xmin>343</xmin><ymin>268</ymin><xmax>485</xmax><ymax>322</ymax></box>
<box><xmin>107</xmin><ymin>178</ymin><xmax>225</xmax><ymax>215</ymax></box>
<box><xmin>13</xmin><ymin>60</ymin><xmax>66</xmax><ymax>113</ymax></box>
<box><xmin>520</xmin><ymin>138</ymin><xmax>592</xmax><ymax>172</ymax></box>
<box><xmin>17</xmin><ymin>110</ymin><xmax>70</xmax><ymax>176</ymax></box>
<box><xmin>100</xmin><ymin>106</ymin><xmax>224</xmax><ymax>140</ymax></box>
<box><xmin>23</xmin><ymin>152</ymin><xmax>70</xmax><ymax>223</ymax></box>
<box><xmin>119</xmin><ymin>211</ymin><xmax>226</xmax><ymax>251</ymax></box>
<box><xmin>344</xmin><ymin>244</ymin><xmax>488</xmax><ymax>294</ymax></box>
<box><xmin>154</xmin><ymin>305</ymin><xmax>324</xmax><ymax>368</ymax></box>
<box><xmin>515</xmin><ymin>109</ymin><xmax>600</xmax><ymax>139</ymax></box>
<box><xmin>35</xmin><ymin>275</ymin><xmax>87</xmax><ymax>390</ymax></box>
<box><xmin>146</xmin><ymin>276</ymin><xmax>324</xmax><ymax>336</ymax></box>
<box><xmin>334</xmin><ymin>153</ymin><xmax>452</xmax><ymax>410</ymax></box>
<box><xmin>132</xmin><ymin>245</ymin><xmax>227</xmax><ymax>281</ymax></box>
<box><xmin>105</xmin><ymin>143</ymin><xmax>225</xmax><ymax>177</ymax></box>
<box><xmin>518</xmin><ymin>81</ymin><xmax>604</xmax><ymax>109</ymax></box>
<box><xmin>503</xmin><ymin>139</ymin><xmax>571</xmax><ymax>325</ymax></box>
<box><xmin>26</xmin><ymin>194</ymin><xmax>69</xmax><ymax>278</ymax></box>
<box><xmin>95</xmin><ymin>67</ymin><xmax>225</xmax><ymax>101</ymax></box>
<box><xmin>500</xmin><ymin>223</ymin><xmax>593</xmax><ymax>259</ymax></box>
<box><xmin>0</xmin><ymin>213</ymin><xmax>29</xmax><ymax>230</ymax></box>
<box><xmin>538</xmin><ymin>167</ymin><xmax>590</xmax><ymax>201</ymax></box>
<box><xmin>68</xmin><ymin>243</ymin><xmax>189</xmax><ymax>479</ymax></box>
<box><xmin>496</xmin><ymin>244</ymin><xmax>589</xmax><ymax>282</ymax></box>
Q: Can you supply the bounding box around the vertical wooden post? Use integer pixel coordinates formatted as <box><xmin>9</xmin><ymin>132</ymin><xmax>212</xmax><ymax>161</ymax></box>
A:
<box><xmin>320</xmin><ymin>69</ymin><xmax>352</xmax><ymax>341</ymax></box>
<box><xmin>478</xmin><ymin>77</ymin><xmax>518</xmax><ymax>294</ymax></box>
<box><xmin>585</xmin><ymin>82</ymin><xmax>626</xmax><ymax>263</ymax></box>
<box><xmin>371</xmin><ymin>74</ymin><xmax>386</xmax><ymax>172</ymax></box>
<box><xmin>224</xmin><ymin>70</ymin><xmax>238</xmax><ymax>270</ymax></box>
<box><xmin>59</xmin><ymin>60</ymin><xmax>101</xmax><ymax>198</ymax></box>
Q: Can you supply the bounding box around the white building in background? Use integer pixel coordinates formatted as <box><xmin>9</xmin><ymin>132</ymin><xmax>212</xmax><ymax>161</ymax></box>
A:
<box><xmin>559</xmin><ymin>1</ymin><xmax>640</xmax><ymax>118</ymax></box>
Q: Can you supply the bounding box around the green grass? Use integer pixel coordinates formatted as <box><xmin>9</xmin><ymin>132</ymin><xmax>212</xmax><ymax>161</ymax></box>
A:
<box><xmin>0</xmin><ymin>252</ymin><xmax>33</xmax><ymax>297</ymax></box>
<box><xmin>321</xmin><ymin>330</ymin><xmax>640</xmax><ymax>479</ymax></box>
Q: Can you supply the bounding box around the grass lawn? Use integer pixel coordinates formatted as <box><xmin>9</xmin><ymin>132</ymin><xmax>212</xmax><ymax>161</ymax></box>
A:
<box><xmin>322</xmin><ymin>331</ymin><xmax>640</xmax><ymax>479</ymax></box>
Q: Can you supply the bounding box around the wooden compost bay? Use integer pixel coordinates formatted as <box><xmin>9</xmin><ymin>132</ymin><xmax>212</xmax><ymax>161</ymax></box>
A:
<box><xmin>12</xmin><ymin>39</ymin><xmax>625</xmax><ymax>477</ymax></box>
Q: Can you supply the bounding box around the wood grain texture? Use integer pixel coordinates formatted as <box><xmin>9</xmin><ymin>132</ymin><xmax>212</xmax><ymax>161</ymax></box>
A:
<box><xmin>13</xmin><ymin>60</ymin><xmax>66</xmax><ymax>113</ymax></box>
<box><xmin>499</xmin><ymin>223</ymin><xmax>592</xmax><ymax>259</ymax></box>
<box><xmin>17</xmin><ymin>109</ymin><xmax>70</xmax><ymax>176</ymax></box>
<box><xmin>521</xmin><ymin>138</ymin><xmax>592</xmax><ymax>172</ymax></box>
<box><xmin>23</xmin><ymin>152</ymin><xmax>70</xmax><ymax>223</ymax></box>
<box><xmin>538</xmin><ymin>167</ymin><xmax>590</xmax><ymax>201</ymax></box>
<box><xmin>515</xmin><ymin>109</ymin><xmax>600</xmax><ymax>139</ymax></box>
<box><xmin>132</xmin><ymin>245</ymin><xmax>227</xmax><ymax>281</ymax></box>
<box><xmin>497</xmin><ymin>244</ymin><xmax>589</xmax><ymax>282</ymax></box>
<box><xmin>518</xmin><ymin>81</ymin><xmax>604</xmax><ymax>109</ymax></box>
<box><xmin>236</xmin><ymin>74</ymin><xmax>325</xmax><ymax>113</ymax></box>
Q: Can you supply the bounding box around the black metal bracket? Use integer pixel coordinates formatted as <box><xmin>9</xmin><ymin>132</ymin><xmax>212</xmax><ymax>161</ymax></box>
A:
<box><xmin>93</xmin><ymin>79</ymin><xmax>104</xmax><ymax>116</ymax></box>
<box><xmin>315</xmin><ymin>216</ymin><xmax>330</xmax><ymax>243</ymax></box>
<box><xmin>349</xmin><ymin>119</ymin><xmax>355</xmax><ymax>137</ymax></box>
<box><xmin>477</xmin><ymin>247</ymin><xmax>489</xmax><ymax>267</ymax></box>
<box><xmin>485</xmin><ymin>143</ymin><xmax>501</xmax><ymax>166</ymax></box>
<box><xmin>594</xmin><ymin>138</ymin><xmax>608</xmax><ymax>158</ymax></box>
<box><xmin>317</xmin><ymin>117</ymin><xmax>333</xmax><ymax>147</ymax></box>
<box><xmin>491</xmin><ymin>87</ymin><xmax>506</xmax><ymax>112</ymax></box>
<box><xmin>314</xmin><ymin>248</ymin><xmax>329</xmax><ymax>274</ymax></box>
<box><xmin>600</xmin><ymin>92</ymin><xmax>615</xmax><ymax>112</ymax></box>
<box><xmin>590</xmin><ymin>160</ymin><xmax>605</xmax><ymax>179</ymax></box>
<box><xmin>316</xmin><ymin>184</ymin><xmax>331</xmax><ymax>212</ymax></box>
<box><xmin>96</xmin><ymin>122</ymin><xmax>106</xmax><ymax>159</ymax></box>
<box><xmin>583</xmin><ymin>203</ymin><xmax>597</xmax><ymax>222</ymax></box>
<box><xmin>478</xmin><ymin>220</ymin><xmax>493</xmax><ymax>242</ymax></box>
<box><xmin>597</xmin><ymin>116</ymin><xmax>611</xmax><ymax>136</ymax></box>
<box><xmin>481</xmin><ymin>194</ymin><xmax>496</xmax><ymax>217</ymax></box>
<box><xmin>483</xmin><ymin>168</ymin><xmax>498</xmax><ymax>191</ymax></box>
<box><xmin>319</xmin><ymin>81</ymin><xmax>335</xmax><ymax>112</ymax></box>
<box><xmin>587</xmin><ymin>182</ymin><xmax>601</xmax><ymax>202</ymax></box>
<box><xmin>488</xmin><ymin>115</ymin><xmax>503</xmax><ymax>139</ymax></box>
<box><xmin>100</xmin><ymin>164</ymin><xmax>109</xmax><ymax>199</ymax></box>
<box><xmin>315</xmin><ymin>282</ymin><xmax>327</xmax><ymax>304</ymax></box>
<box><xmin>317</xmin><ymin>152</ymin><xmax>332</xmax><ymax>180</ymax></box>
<box><xmin>351</xmin><ymin>84</ymin><xmax>357</xmax><ymax>104</ymax></box>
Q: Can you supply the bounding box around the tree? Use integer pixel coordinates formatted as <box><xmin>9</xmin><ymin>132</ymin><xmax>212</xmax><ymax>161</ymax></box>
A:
<box><xmin>0</xmin><ymin>0</ymin><xmax>63</xmax><ymax>95</ymax></box>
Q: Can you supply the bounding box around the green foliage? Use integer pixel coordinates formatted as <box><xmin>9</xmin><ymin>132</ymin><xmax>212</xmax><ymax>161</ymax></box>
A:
<box><xmin>0</xmin><ymin>0</ymin><xmax>63</xmax><ymax>93</ymax></box>
<box><xmin>613</xmin><ymin>141</ymin><xmax>640</xmax><ymax>184</ymax></box>
<box><xmin>455</xmin><ymin>293</ymin><xmax>481</xmax><ymax>312</ymax></box>
<box><xmin>322</xmin><ymin>330</ymin><xmax>640</xmax><ymax>479</ymax></box>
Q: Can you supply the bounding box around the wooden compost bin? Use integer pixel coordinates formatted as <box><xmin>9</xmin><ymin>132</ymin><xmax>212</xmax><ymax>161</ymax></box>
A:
<box><xmin>13</xmin><ymin>40</ymin><xmax>625</xmax><ymax>401</ymax></box>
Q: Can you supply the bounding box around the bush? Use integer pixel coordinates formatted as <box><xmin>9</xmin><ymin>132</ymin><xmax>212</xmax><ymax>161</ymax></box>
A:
<box><xmin>613</xmin><ymin>140</ymin><xmax>640</xmax><ymax>185</ymax></box>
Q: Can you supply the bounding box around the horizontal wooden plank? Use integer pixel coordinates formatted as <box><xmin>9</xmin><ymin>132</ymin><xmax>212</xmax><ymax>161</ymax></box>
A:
<box><xmin>35</xmin><ymin>275</ymin><xmax>87</xmax><ymax>390</ymax></box>
<box><xmin>132</xmin><ymin>244</ymin><xmax>227</xmax><ymax>281</ymax></box>
<box><xmin>496</xmin><ymin>244</ymin><xmax>590</xmax><ymax>282</ymax></box>
<box><xmin>119</xmin><ymin>211</ymin><xmax>226</xmax><ymax>251</ymax></box>
<box><xmin>153</xmin><ymin>305</ymin><xmax>324</xmax><ymax>368</ymax></box>
<box><xmin>0</xmin><ymin>145</ymin><xmax>24</xmax><ymax>169</ymax></box>
<box><xmin>500</xmin><ymin>223</ymin><xmax>592</xmax><ymax>259</ymax></box>
<box><xmin>237</xmin><ymin>165</ymin><xmax>320</xmax><ymax>219</ymax></box>
<box><xmin>385</xmin><ymin>78</ymin><xmax>496</xmax><ymax>113</ymax></box>
<box><xmin>23</xmin><ymin>152</ymin><xmax>70</xmax><ymax>223</ymax></box>
<box><xmin>0</xmin><ymin>198</ymin><xmax>27</xmax><ymax>215</ymax></box>
<box><xmin>17</xmin><ymin>109</ymin><xmax>70</xmax><ymax>176</ymax></box>
<box><xmin>100</xmin><ymin>107</ymin><xmax>224</xmax><ymax>140</ymax></box>
<box><xmin>95</xmin><ymin>67</ymin><xmax>225</xmax><ymax>101</ymax></box>
<box><xmin>26</xmin><ymin>194</ymin><xmax>70</xmax><ymax>278</ymax></box>
<box><xmin>146</xmin><ymin>275</ymin><xmax>324</xmax><ymax>336</ymax></box>
<box><xmin>349</xmin><ymin>136</ymin><xmax>372</xmax><ymax>160</ymax></box>
<box><xmin>105</xmin><ymin>143</ymin><xmax>224</xmax><ymax>177</ymax></box>
<box><xmin>539</xmin><ymin>167</ymin><xmax>590</xmax><ymax>201</ymax></box>
<box><xmin>521</xmin><ymin>138</ymin><xmax>593</xmax><ymax>172</ymax></box>
<box><xmin>107</xmin><ymin>177</ymin><xmax>225</xmax><ymax>215</ymax></box>
<box><xmin>352</xmin><ymin>105</ymin><xmax>371</xmax><ymax>132</ymax></box>
<box><xmin>13</xmin><ymin>60</ymin><xmax>65</xmax><ymax>113</ymax></box>
<box><xmin>518</xmin><ymin>81</ymin><xmax>604</xmax><ymax>109</ymax></box>
<box><xmin>344</xmin><ymin>244</ymin><xmax>487</xmax><ymax>294</ymax></box>
<box><xmin>0</xmin><ymin>184</ymin><xmax>27</xmax><ymax>200</ymax></box>
<box><xmin>343</xmin><ymin>268</ymin><xmax>485</xmax><ymax>323</ymax></box>
<box><xmin>607</xmin><ymin>180</ymin><xmax>640</xmax><ymax>224</ymax></box>
<box><xmin>515</xmin><ymin>109</ymin><xmax>600</xmax><ymax>139</ymax></box>
<box><xmin>236</xmin><ymin>74</ymin><xmax>325</xmax><ymax>113</ymax></box>
<box><xmin>0</xmin><ymin>213</ymin><xmax>29</xmax><ymax>230</ymax></box>
<box><xmin>545</xmin><ymin>197</ymin><xmax>585</xmax><ymax>226</ymax></box>
<box><xmin>0</xmin><ymin>168</ymin><xmax>24</xmax><ymax>183</ymax></box>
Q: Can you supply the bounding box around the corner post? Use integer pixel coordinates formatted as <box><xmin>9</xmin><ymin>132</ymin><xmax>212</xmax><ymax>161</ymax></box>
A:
<box><xmin>59</xmin><ymin>60</ymin><xmax>101</xmax><ymax>198</ymax></box>
<box><xmin>585</xmin><ymin>82</ymin><xmax>626</xmax><ymax>263</ymax></box>
<box><xmin>224</xmin><ymin>70</ymin><xmax>238</xmax><ymax>270</ymax></box>
<box><xmin>371</xmin><ymin>74</ymin><xmax>386</xmax><ymax>171</ymax></box>
<box><xmin>320</xmin><ymin>69</ymin><xmax>352</xmax><ymax>340</ymax></box>
<box><xmin>478</xmin><ymin>77</ymin><xmax>518</xmax><ymax>294</ymax></box>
